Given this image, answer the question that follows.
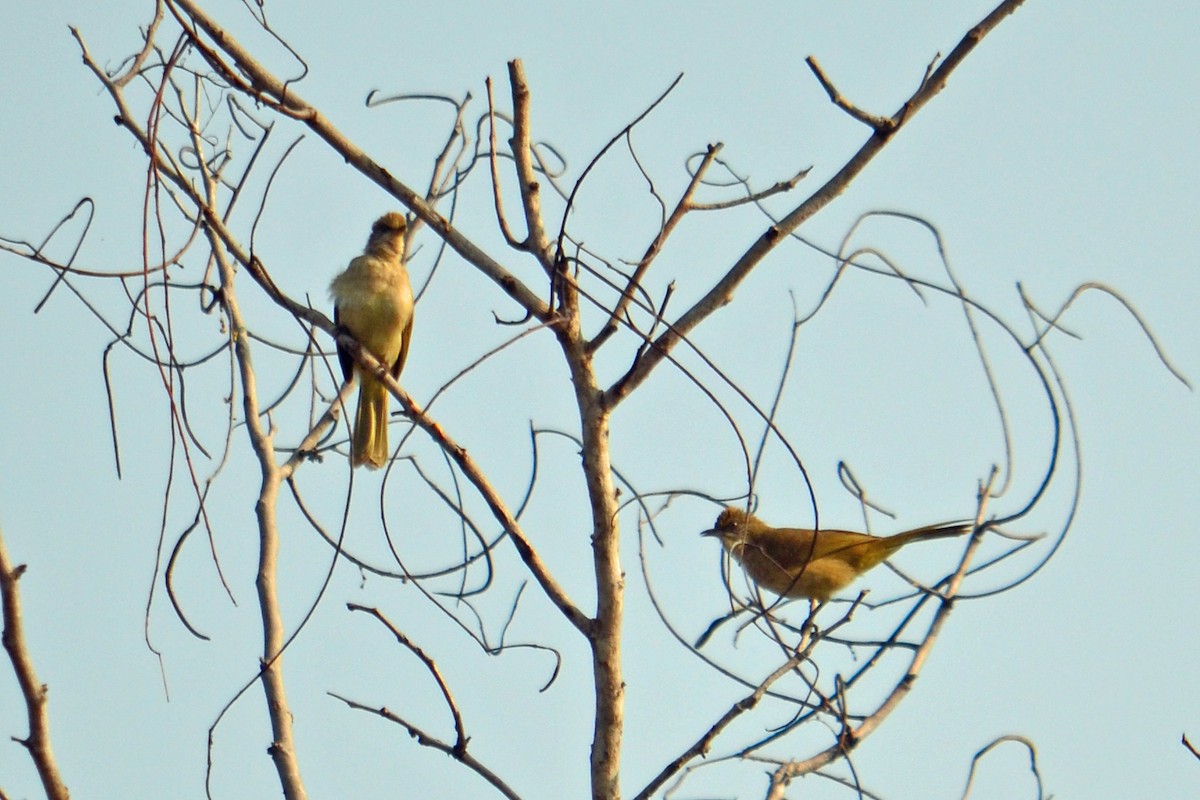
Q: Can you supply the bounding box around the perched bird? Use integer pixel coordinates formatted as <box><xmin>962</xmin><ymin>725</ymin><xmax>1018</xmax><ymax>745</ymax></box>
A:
<box><xmin>702</xmin><ymin>506</ymin><xmax>970</xmax><ymax>601</ymax></box>
<box><xmin>329</xmin><ymin>212</ymin><xmax>414</xmax><ymax>469</ymax></box>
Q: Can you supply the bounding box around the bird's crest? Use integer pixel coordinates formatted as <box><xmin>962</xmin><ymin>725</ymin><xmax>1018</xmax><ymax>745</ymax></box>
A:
<box><xmin>713</xmin><ymin>506</ymin><xmax>751</xmax><ymax>533</ymax></box>
<box><xmin>372</xmin><ymin>211</ymin><xmax>407</xmax><ymax>234</ymax></box>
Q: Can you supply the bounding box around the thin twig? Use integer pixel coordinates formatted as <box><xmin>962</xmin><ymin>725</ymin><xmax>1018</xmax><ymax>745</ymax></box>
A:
<box><xmin>485</xmin><ymin>77</ymin><xmax>523</xmax><ymax>249</ymax></box>
<box><xmin>960</xmin><ymin>735</ymin><xmax>1044</xmax><ymax>800</ymax></box>
<box><xmin>337</xmin><ymin>334</ymin><xmax>592</xmax><ymax>635</ymax></box>
<box><xmin>589</xmin><ymin>143</ymin><xmax>722</xmax><ymax>352</ymax></box>
<box><xmin>330</xmin><ymin>693</ymin><xmax>523</xmax><ymax>800</ymax></box>
<box><xmin>605</xmin><ymin>0</ymin><xmax>1031</xmax><ymax>406</ymax></box>
<box><xmin>347</xmin><ymin>605</ymin><xmax>467</xmax><ymax>751</ymax></box>
<box><xmin>1183</xmin><ymin>733</ymin><xmax>1200</xmax><ymax>763</ymax></box>
<box><xmin>805</xmin><ymin>57</ymin><xmax>895</xmax><ymax>131</ymax></box>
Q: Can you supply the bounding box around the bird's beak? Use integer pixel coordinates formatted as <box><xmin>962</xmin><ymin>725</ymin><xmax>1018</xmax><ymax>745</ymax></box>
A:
<box><xmin>700</xmin><ymin>528</ymin><xmax>720</xmax><ymax>538</ymax></box>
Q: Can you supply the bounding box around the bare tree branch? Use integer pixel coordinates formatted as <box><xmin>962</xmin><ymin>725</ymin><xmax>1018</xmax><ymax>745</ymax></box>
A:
<box><xmin>0</xmin><ymin>529</ymin><xmax>71</xmax><ymax>800</ymax></box>
<box><xmin>603</xmin><ymin>0</ymin><xmax>1030</xmax><ymax>406</ymax></box>
<box><xmin>336</xmin><ymin>334</ymin><xmax>593</xmax><ymax>635</ymax></box>
<box><xmin>330</xmin><ymin>693</ymin><xmax>523</xmax><ymax>800</ymax></box>
<box><xmin>347</xmin><ymin>605</ymin><xmax>467</xmax><ymax>750</ymax></box>
<box><xmin>589</xmin><ymin>144</ymin><xmax>722</xmax><ymax>352</ymax></box>
<box><xmin>165</xmin><ymin>0</ymin><xmax>552</xmax><ymax>323</ymax></box>
<box><xmin>507</xmin><ymin>60</ymin><xmax>555</xmax><ymax>270</ymax></box>
<box><xmin>1184</xmin><ymin>733</ymin><xmax>1200</xmax><ymax>764</ymax></box>
<box><xmin>203</xmin><ymin>227</ymin><xmax>308</xmax><ymax>799</ymax></box>
<box><xmin>959</xmin><ymin>735</ymin><xmax>1045</xmax><ymax>799</ymax></box>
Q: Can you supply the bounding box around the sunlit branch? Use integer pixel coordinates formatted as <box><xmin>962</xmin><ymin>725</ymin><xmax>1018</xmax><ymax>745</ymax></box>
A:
<box><xmin>605</xmin><ymin>0</ymin><xmax>1030</xmax><ymax>405</ymax></box>
<box><xmin>166</xmin><ymin>0</ymin><xmax>552</xmax><ymax>323</ymax></box>
<box><xmin>506</xmin><ymin>60</ymin><xmax>555</xmax><ymax>270</ymax></box>
<box><xmin>336</xmin><ymin>334</ymin><xmax>592</xmax><ymax>635</ymax></box>
<box><xmin>0</xmin><ymin>530</ymin><xmax>70</xmax><ymax>800</ymax></box>
<box><xmin>201</xmin><ymin>210</ymin><xmax>307</xmax><ymax>797</ymax></box>
<box><xmin>589</xmin><ymin>144</ymin><xmax>722</xmax><ymax>352</ymax></box>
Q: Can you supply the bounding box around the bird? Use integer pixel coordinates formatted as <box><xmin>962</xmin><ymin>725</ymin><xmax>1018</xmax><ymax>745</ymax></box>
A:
<box><xmin>702</xmin><ymin>506</ymin><xmax>971</xmax><ymax>601</ymax></box>
<box><xmin>328</xmin><ymin>212</ymin><xmax>414</xmax><ymax>469</ymax></box>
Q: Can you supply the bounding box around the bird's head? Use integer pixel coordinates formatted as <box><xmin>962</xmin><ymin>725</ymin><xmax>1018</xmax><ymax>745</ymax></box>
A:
<box><xmin>701</xmin><ymin>506</ymin><xmax>757</xmax><ymax>548</ymax></box>
<box><xmin>372</xmin><ymin>211</ymin><xmax>407</xmax><ymax>235</ymax></box>
<box><xmin>366</xmin><ymin>211</ymin><xmax>408</xmax><ymax>257</ymax></box>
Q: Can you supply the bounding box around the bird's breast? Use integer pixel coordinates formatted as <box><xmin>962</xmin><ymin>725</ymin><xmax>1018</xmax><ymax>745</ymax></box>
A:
<box><xmin>729</xmin><ymin>540</ymin><xmax>859</xmax><ymax>600</ymax></box>
<box><xmin>330</xmin><ymin>259</ymin><xmax>413</xmax><ymax>362</ymax></box>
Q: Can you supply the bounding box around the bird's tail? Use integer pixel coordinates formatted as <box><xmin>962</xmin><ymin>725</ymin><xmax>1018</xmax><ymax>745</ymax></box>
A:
<box><xmin>352</xmin><ymin>374</ymin><xmax>390</xmax><ymax>469</ymax></box>
<box><xmin>892</xmin><ymin>521</ymin><xmax>973</xmax><ymax>546</ymax></box>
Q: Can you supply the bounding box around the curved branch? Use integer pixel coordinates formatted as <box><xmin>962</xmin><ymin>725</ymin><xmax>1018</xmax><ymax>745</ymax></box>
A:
<box><xmin>347</xmin><ymin>605</ymin><xmax>467</xmax><ymax>751</ymax></box>
<box><xmin>337</xmin><ymin>334</ymin><xmax>592</xmax><ymax>635</ymax></box>
<box><xmin>166</xmin><ymin>0</ymin><xmax>551</xmax><ymax>323</ymax></box>
<box><xmin>589</xmin><ymin>143</ymin><xmax>723</xmax><ymax>352</ymax></box>
<box><xmin>604</xmin><ymin>0</ymin><xmax>1030</xmax><ymax>406</ymax></box>
<box><xmin>330</xmin><ymin>693</ymin><xmax>523</xmax><ymax>800</ymax></box>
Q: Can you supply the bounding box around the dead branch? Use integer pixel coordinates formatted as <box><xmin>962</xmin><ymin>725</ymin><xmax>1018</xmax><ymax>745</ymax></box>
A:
<box><xmin>0</xmin><ymin>529</ymin><xmax>71</xmax><ymax>800</ymax></box>
<box><xmin>603</xmin><ymin>0</ymin><xmax>1031</xmax><ymax>406</ymax></box>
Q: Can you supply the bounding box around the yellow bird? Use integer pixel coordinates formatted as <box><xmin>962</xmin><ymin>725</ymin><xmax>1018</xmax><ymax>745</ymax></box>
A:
<box><xmin>329</xmin><ymin>212</ymin><xmax>414</xmax><ymax>469</ymax></box>
<box><xmin>702</xmin><ymin>506</ymin><xmax>970</xmax><ymax>601</ymax></box>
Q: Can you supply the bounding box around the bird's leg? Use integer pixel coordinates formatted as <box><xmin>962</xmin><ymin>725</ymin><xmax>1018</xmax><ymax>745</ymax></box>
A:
<box><xmin>800</xmin><ymin>598</ymin><xmax>824</xmax><ymax>643</ymax></box>
<box><xmin>783</xmin><ymin>599</ymin><xmax>827</xmax><ymax>656</ymax></box>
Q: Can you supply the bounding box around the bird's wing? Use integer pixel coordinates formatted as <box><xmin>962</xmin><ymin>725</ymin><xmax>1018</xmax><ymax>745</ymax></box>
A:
<box><xmin>334</xmin><ymin>304</ymin><xmax>354</xmax><ymax>383</ymax></box>
<box><xmin>795</xmin><ymin>529</ymin><xmax>892</xmax><ymax>572</ymax></box>
<box><xmin>391</xmin><ymin>311</ymin><xmax>414</xmax><ymax>380</ymax></box>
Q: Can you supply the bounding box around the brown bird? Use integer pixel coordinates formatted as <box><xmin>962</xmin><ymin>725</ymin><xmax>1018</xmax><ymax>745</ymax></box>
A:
<box><xmin>329</xmin><ymin>212</ymin><xmax>414</xmax><ymax>469</ymax></box>
<box><xmin>702</xmin><ymin>506</ymin><xmax>970</xmax><ymax>601</ymax></box>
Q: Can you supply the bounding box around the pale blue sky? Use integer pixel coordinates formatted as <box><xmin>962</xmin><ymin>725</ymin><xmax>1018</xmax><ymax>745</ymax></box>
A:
<box><xmin>2</xmin><ymin>2</ymin><xmax>1197</xmax><ymax>799</ymax></box>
